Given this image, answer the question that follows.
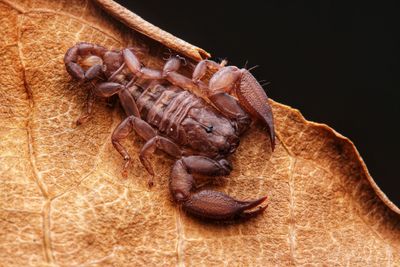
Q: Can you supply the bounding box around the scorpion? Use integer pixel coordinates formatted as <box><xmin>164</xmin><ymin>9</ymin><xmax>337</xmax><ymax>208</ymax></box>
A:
<box><xmin>64</xmin><ymin>42</ymin><xmax>275</xmax><ymax>221</ymax></box>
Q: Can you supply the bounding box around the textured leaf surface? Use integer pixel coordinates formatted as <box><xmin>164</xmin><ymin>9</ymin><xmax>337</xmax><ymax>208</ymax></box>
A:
<box><xmin>0</xmin><ymin>0</ymin><xmax>399</xmax><ymax>266</ymax></box>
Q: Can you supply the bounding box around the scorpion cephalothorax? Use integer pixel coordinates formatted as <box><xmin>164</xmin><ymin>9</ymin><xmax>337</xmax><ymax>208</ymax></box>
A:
<box><xmin>64</xmin><ymin>42</ymin><xmax>275</xmax><ymax>221</ymax></box>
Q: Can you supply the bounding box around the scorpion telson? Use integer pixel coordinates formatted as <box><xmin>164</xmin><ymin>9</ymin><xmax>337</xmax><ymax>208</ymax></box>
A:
<box><xmin>64</xmin><ymin>42</ymin><xmax>275</xmax><ymax>221</ymax></box>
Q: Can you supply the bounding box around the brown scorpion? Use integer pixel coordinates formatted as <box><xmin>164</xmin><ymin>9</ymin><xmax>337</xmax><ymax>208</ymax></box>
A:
<box><xmin>64</xmin><ymin>42</ymin><xmax>275</xmax><ymax>221</ymax></box>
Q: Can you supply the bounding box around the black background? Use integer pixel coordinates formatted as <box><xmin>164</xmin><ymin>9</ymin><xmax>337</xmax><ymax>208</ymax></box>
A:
<box><xmin>115</xmin><ymin>0</ymin><xmax>399</xmax><ymax>206</ymax></box>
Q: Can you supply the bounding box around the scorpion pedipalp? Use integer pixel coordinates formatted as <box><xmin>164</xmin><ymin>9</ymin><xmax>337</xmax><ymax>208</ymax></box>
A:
<box><xmin>237</xmin><ymin>69</ymin><xmax>275</xmax><ymax>150</ymax></box>
<box><xmin>183</xmin><ymin>191</ymin><xmax>268</xmax><ymax>221</ymax></box>
<box><xmin>170</xmin><ymin>156</ymin><xmax>268</xmax><ymax>221</ymax></box>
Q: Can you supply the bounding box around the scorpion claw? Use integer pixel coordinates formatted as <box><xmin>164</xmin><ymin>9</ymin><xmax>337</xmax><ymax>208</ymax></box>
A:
<box><xmin>239</xmin><ymin>204</ymin><xmax>269</xmax><ymax>220</ymax></box>
<box><xmin>236</xmin><ymin>195</ymin><xmax>268</xmax><ymax>210</ymax></box>
<box><xmin>237</xmin><ymin>69</ymin><xmax>275</xmax><ymax>150</ymax></box>
<box><xmin>182</xmin><ymin>190</ymin><xmax>268</xmax><ymax>221</ymax></box>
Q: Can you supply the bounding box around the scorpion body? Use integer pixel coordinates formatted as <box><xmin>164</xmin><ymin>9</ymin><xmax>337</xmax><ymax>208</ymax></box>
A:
<box><xmin>64</xmin><ymin>42</ymin><xmax>275</xmax><ymax>221</ymax></box>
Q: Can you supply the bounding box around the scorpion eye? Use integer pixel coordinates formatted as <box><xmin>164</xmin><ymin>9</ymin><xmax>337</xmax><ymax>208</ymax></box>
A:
<box><xmin>205</xmin><ymin>125</ymin><xmax>213</xmax><ymax>133</ymax></box>
<box><xmin>197</xmin><ymin>120</ymin><xmax>213</xmax><ymax>133</ymax></box>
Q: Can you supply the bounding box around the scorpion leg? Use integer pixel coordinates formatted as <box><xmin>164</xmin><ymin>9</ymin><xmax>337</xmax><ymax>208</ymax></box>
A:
<box><xmin>95</xmin><ymin>81</ymin><xmax>141</xmax><ymax>118</ymax></box>
<box><xmin>192</xmin><ymin>59</ymin><xmax>224</xmax><ymax>82</ymax></box>
<box><xmin>122</xmin><ymin>49</ymin><xmax>163</xmax><ymax>80</ymax></box>
<box><xmin>140</xmin><ymin>136</ymin><xmax>181</xmax><ymax>187</ymax></box>
<box><xmin>170</xmin><ymin>156</ymin><xmax>268</xmax><ymax>221</ymax></box>
<box><xmin>76</xmin><ymin>82</ymin><xmax>126</xmax><ymax>125</ymax></box>
<box><xmin>76</xmin><ymin>81</ymin><xmax>119</xmax><ymax>125</ymax></box>
<box><xmin>76</xmin><ymin>87</ymin><xmax>95</xmax><ymax>125</ymax></box>
<box><xmin>111</xmin><ymin>115</ymin><xmax>156</xmax><ymax>178</ymax></box>
<box><xmin>94</xmin><ymin>81</ymin><xmax>141</xmax><ymax>117</ymax></box>
<box><xmin>93</xmin><ymin>82</ymin><xmax>123</xmax><ymax>97</ymax></box>
<box><xmin>118</xmin><ymin>85</ymin><xmax>141</xmax><ymax>118</ymax></box>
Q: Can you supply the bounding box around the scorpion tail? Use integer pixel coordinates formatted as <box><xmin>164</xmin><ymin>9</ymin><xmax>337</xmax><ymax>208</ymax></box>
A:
<box><xmin>64</xmin><ymin>42</ymin><xmax>107</xmax><ymax>81</ymax></box>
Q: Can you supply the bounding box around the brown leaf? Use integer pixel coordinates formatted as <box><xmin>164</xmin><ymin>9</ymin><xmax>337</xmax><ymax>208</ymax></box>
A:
<box><xmin>0</xmin><ymin>0</ymin><xmax>399</xmax><ymax>266</ymax></box>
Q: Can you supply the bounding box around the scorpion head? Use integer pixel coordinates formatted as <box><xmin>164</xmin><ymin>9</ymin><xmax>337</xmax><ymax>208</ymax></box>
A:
<box><xmin>183</xmin><ymin>106</ymin><xmax>240</xmax><ymax>157</ymax></box>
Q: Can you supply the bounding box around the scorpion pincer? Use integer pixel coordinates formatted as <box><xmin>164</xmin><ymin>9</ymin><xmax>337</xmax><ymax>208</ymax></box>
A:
<box><xmin>64</xmin><ymin>42</ymin><xmax>275</xmax><ymax>221</ymax></box>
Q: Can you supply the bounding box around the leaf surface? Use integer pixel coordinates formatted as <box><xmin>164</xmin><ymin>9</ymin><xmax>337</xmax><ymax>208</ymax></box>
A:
<box><xmin>0</xmin><ymin>0</ymin><xmax>399</xmax><ymax>266</ymax></box>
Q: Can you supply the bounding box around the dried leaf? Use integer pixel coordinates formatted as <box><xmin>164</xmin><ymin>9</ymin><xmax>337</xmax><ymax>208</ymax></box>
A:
<box><xmin>0</xmin><ymin>0</ymin><xmax>399</xmax><ymax>266</ymax></box>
